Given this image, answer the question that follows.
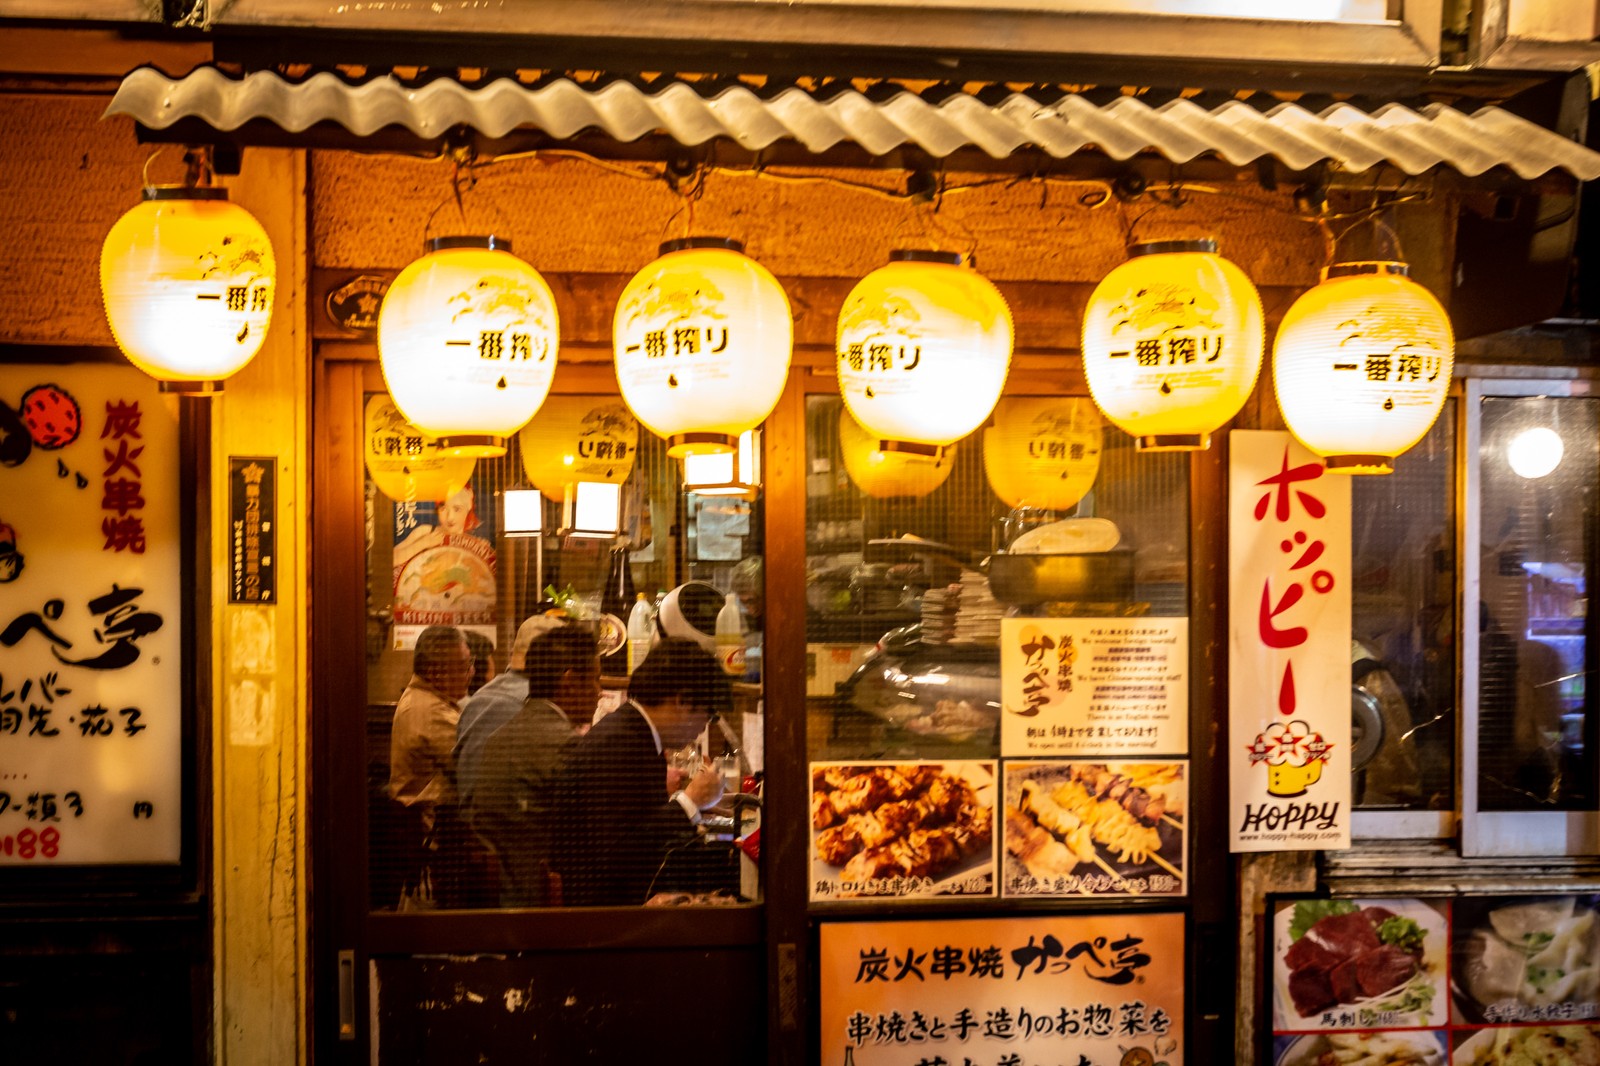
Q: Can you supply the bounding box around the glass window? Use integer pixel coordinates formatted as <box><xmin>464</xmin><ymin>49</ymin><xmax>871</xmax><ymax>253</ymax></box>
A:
<box><xmin>364</xmin><ymin>393</ymin><xmax>764</xmax><ymax>910</ymax></box>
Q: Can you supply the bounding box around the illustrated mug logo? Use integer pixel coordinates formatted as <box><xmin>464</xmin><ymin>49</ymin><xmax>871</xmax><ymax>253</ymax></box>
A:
<box><xmin>1247</xmin><ymin>719</ymin><xmax>1332</xmax><ymax>797</ymax></box>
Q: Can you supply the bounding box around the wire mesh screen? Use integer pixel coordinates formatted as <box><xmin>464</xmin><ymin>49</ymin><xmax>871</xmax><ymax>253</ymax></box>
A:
<box><xmin>363</xmin><ymin>393</ymin><xmax>761</xmax><ymax>910</ymax></box>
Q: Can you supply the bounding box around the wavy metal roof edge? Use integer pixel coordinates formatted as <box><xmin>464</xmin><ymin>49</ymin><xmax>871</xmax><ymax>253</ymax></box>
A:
<box><xmin>102</xmin><ymin>65</ymin><xmax>1600</xmax><ymax>181</ymax></box>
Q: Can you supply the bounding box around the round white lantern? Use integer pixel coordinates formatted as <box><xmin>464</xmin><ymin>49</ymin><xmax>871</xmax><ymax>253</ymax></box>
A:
<box><xmin>378</xmin><ymin>236</ymin><xmax>560</xmax><ymax>458</ymax></box>
<box><xmin>613</xmin><ymin>238</ymin><xmax>792</xmax><ymax>457</ymax></box>
<box><xmin>1273</xmin><ymin>262</ymin><xmax>1454</xmax><ymax>475</ymax></box>
<box><xmin>363</xmin><ymin>394</ymin><xmax>476</xmax><ymax>503</ymax></box>
<box><xmin>518</xmin><ymin>395</ymin><xmax>639</xmax><ymax>497</ymax></box>
<box><xmin>984</xmin><ymin>397</ymin><xmax>1103</xmax><ymax>511</ymax></box>
<box><xmin>1081</xmin><ymin>239</ymin><xmax>1263</xmax><ymax>451</ymax></box>
<box><xmin>836</xmin><ymin>250</ymin><xmax>1013</xmax><ymax>458</ymax></box>
<box><xmin>840</xmin><ymin>408</ymin><xmax>955</xmax><ymax>499</ymax></box>
<box><xmin>99</xmin><ymin>186</ymin><xmax>276</xmax><ymax>393</ymax></box>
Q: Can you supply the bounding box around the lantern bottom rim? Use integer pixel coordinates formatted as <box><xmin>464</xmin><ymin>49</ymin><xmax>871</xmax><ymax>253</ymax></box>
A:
<box><xmin>668</xmin><ymin>432</ymin><xmax>738</xmax><ymax>457</ymax></box>
<box><xmin>434</xmin><ymin>434</ymin><xmax>508</xmax><ymax>458</ymax></box>
<box><xmin>878</xmin><ymin>439</ymin><xmax>949</xmax><ymax>461</ymax></box>
<box><xmin>157</xmin><ymin>379</ymin><xmax>224</xmax><ymax>395</ymax></box>
<box><xmin>1323</xmin><ymin>453</ymin><xmax>1394</xmax><ymax>475</ymax></box>
<box><xmin>1135</xmin><ymin>433</ymin><xmax>1209</xmax><ymax>452</ymax></box>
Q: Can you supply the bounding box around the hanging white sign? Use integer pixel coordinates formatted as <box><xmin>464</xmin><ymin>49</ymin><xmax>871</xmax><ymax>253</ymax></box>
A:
<box><xmin>0</xmin><ymin>365</ymin><xmax>182</xmax><ymax>865</ymax></box>
<box><xmin>1229</xmin><ymin>430</ymin><xmax>1351</xmax><ymax>852</ymax></box>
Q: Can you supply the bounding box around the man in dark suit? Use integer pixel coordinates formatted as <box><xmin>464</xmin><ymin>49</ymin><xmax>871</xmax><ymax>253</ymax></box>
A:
<box><xmin>556</xmin><ymin>639</ymin><xmax>730</xmax><ymax>906</ymax></box>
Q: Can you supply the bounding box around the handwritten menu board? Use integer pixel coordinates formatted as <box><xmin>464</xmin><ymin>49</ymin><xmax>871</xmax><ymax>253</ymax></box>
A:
<box><xmin>820</xmin><ymin>912</ymin><xmax>1184</xmax><ymax>1066</ymax></box>
<box><xmin>1270</xmin><ymin>895</ymin><xmax>1600</xmax><ymax>1066</ymax></box>
<box><xmin>0</xmin><ymin>365</ymin><xmax>181</xmax><ymax>865</ymax></box>
<box><xmin>999</xmin><ymin>616</ymin><xmax>1188</xmax><ymax>757</ymax></box>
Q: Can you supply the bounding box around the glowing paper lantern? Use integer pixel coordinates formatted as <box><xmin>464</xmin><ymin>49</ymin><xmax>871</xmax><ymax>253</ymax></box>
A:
<box><xmin>1081</xmin><ymin>239</ymin><xmax>1263</xmax><ymax>450</ymax></box>
<box><xmin>363</xmin><ymin>394</ymin><xmax>477</xmax><ymax>503</ymax></box>
<box><xmin>1273</xmin><ymin>262</ymin><xmax>1454</xmax><ymax>474</ymax></box>
<box><xmin>983</xmin><ymin>397</ymin><xmax>1103</xmax><ymax>511</ymax></box>
<box><xmin>99</xmin><ymin>186</ymin><xmax>275</xmax><ymax>393</ymax></box>
<box><xmin>836</xmin><ymin>251</ymin><xmax>1013</xmax><ymax>457</ymax></box>
<box><xmin>518</xmin><ymin>396</ymin><xmax>639</xmax><ymax>498</ymax></box>
<box><xmin>1508</xmin><ymin>427</ymin><xmax>1563</xmax><ymax>480</ymax></box>
<box><xmin>840</xmin><ymin>408</ymin><xmax>955</xmax><ymax>499</ymax></box>
<box><xmin>613</xmin><ymin>238</ymin><xmax>792</xmax><ymax>457</ymax></box>
<box><xmin>378</xmin><ymin>236</ymin><xmax>559</xmax><ymax>458</ymax></box>
<box><xmin>683</xmin><ymin>429</ymin><xmax>761</xmax><ymax>498</ymax></box>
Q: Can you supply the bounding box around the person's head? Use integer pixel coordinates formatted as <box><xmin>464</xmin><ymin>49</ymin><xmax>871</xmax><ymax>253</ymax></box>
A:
<box><xmin>413</xmin><ymin>624</ymin><xmax>471</xmax><ymax>701</ymax></box>
<box><xmin>507</xmin><ymin>613</ymin><xmax>571</xmax><ymax>673</ymax></box>
<box><xmin>434</xmin><ymin>486</ymin><xmax>478</xmax><ymax>536</ymax></box>
<box><xmin>463</xmin><ymin>630</ymin><xmax>496</xmax><ymax>695</ymax></box>
<box><xmin>731</xmin><ymin>555</ymin><xmax>764</xmax><ymax>625</ymax></box>
<box><xmin>629</xmin><ymin>638</ymin><xmax>730</xmax><ymax>748</ymax></box>
<box><xmin>523</xmin><ymin>624</ymin><xmax>601</xmax><ymax>717</ymax></box>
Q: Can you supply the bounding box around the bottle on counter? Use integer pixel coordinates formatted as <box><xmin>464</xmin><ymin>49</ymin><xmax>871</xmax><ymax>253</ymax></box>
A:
<box><xmin>626</xmin><ymin>591</ymin><xmax>655</xmax><ymax>674</ymax></box>
<box><xmin>715</xmin><ymin>592</ymin><xmax>746</xmax><ymax>677</ymax></box>
<box><xmin>599</xmin><ymin>546</ymin><xmax>636</xmax><ymax>675</ymax></box>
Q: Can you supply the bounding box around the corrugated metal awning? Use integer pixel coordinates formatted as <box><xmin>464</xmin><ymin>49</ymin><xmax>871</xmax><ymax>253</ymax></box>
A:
<box><xmin>105</xmin><ymin>65</ymin><xmax>1600</xmax><ymax>181</ymax></box>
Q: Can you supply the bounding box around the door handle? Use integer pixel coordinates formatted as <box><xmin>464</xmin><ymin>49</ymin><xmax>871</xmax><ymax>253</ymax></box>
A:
<box><xmin>337</xmin><ymin>949</ymin><xmax>357</xmax><ymax>1041</ymax></box>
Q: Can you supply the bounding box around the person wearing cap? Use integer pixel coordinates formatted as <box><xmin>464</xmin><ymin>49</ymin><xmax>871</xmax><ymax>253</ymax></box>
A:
<box><xmin>464</xmin><ymin>625</ymin><xmax>601</xmax><ymax>906</ymax></box>
<box><xmin>454</xmin><ymin>614</ymin><xmax>572</xmax><ymax>808</ymax></box>
<box><xmin>554</xmin><ymin>639</ymin><xmax>730</xmax><ymax>906</ymax></box>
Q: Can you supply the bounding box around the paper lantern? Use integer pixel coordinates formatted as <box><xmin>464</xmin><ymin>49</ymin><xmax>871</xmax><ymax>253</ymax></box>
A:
<box><xmin>363</xmin><ymin>394</ymin><xmax>477</xmax><ymax>503</ymax></box>
<box><xmin>1081</xmin><ymin>239</ymin><xmax>1263</xmax><ymax>451</ymax></box>
<box><xmin>683</xmin><ymin>430</ymin><xmax>761</xmax><ymax>498</ymax></box>
<box><xmin>518</xmin><ymin>396</ymin><xmax>639</xmax><ymax>497</ymax></box>
<box><xmin>99</xmin><ymin>186</ymin><xmax>275</xmax><ymax>393</ymax></box>
<box><xmin>502</xmin><ymin>488</ymin><xmax>545</xmax><ymax>536</ymax></box>
<box><xmin>840</xmin><ymin>408</ymin><xmax>955</xmax><ymax>499</ymax></box>
<box><xmin>613</xmin><ymin>238</ymin><xmax>792</xmax><ymax>457</ymax></box>
<box><xmin>378</xmin><ymin>236</ymin><xmax>559</xmax><ymax>458</ymax></box>
<box><xmin>564</xmin><ymin>481</ymin><xmax>622</xmax><ymax>538</ymax></box>
<box><xmin>1507</xmin><ymin>427</ymin><xmax>1563</xmax><ymax>480</ymax></box>
<box><xmin>1273</xmin><ymin>262</ymin><xmax>1454</xmax><ymax>474</ymax></box>
<box><xmin>836</xmin><ymin>250</ymin><xmax>1013</xmax><ymax>457</ymax></box>
<box><xmin>984</xmin><ymin>397</ymin><xmax>1103</xmax><ymax>511</ymax></box>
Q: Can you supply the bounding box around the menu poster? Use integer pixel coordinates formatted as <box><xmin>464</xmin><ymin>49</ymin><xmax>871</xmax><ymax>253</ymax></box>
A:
<box><xmin>1002</xmin><ymin>760</ymin><xmax>1186</xmax><ymax>898</ymax></box>
<box><xmin>391</xmin><ymin>471</ymin><xmax>498</xmax><ymax>631</ymax></box>
<box><xmin>1270</xmin><ymin>894</ymin><xmax>1600</xmax><ymax>1066</ymax></box>
<box><xmin>0</xmin><ymin>365</ymin><xmax>182</xmax><ymax>865</ymax></box>
<box><xmin>820</xmin><ymin>913</ymin><xmax>1184</xmax><ymax>1066</ymax></box>
<box><xmin>810</xmin><ymin>761</ymin><xmax>996</xmax><ymax>902</ymax></box>
<box><xmin>1228</xmin><ymin>431</ymin><xmax>1351</xmax><ymax>853</ymax></box>
<box><xmin>1000</xmin><ymin>617</ymin><xmax>1188</xmax><ymax>757</ymax></box>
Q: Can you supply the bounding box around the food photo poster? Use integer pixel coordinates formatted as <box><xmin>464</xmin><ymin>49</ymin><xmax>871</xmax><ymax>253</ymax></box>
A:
<box><xmin>1269</xmin><ymin>894</ymin><xmax>1600</xmax><ymax>1066</ymax></box>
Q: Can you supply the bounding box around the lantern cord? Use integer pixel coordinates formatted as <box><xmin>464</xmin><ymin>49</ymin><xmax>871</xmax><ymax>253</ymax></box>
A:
<box><xmin>423</xmin><ymin>148</ymin><xmax>513</xmax><ymax>241</ymax></box>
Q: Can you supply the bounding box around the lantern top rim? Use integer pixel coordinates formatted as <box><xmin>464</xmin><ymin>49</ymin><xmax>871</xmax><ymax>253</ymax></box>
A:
<box><xmin>659</xmin><ymin>236</ymin><xmax>744</xmax><ymax>255</ymax></box>
<box><xmin>427</xmin><ymin>235</ymin><xmax>511</xmax><ymax>254</ymax></box>
<box><xmin>1127</xmin><ymin>238</ymin><xmax>1218</xmax><ymax>258</ymax></box>
<box><xmin>889</xmin><ymin>249</ymin><xmax>964</xmax><ymax>266</ymax></box>
<box><xmin>141</xmin><ymin>185</ymin><xmax>229</xmax><ymax>202</ymax></box>
<box><xmin>1324</xmin><ymin>260</ymin><xmax>1410</xmax><ymax>279</ymax></box>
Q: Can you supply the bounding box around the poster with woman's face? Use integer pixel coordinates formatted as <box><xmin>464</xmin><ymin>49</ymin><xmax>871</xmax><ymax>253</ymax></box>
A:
<box><xmin>392</xmin><ymin>479</ymin><xmax>498</xmax><ymax>645</ymax></box>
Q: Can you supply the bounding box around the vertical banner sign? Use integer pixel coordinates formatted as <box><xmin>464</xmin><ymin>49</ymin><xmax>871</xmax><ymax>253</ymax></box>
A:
<box><xmin>1000</xmin><ymin>617</ymin><xmax>1188</xmax><ymax>757</ymax></box>
<box><xmin>1229</xmin><ymin>430</ymin><xmax>1351</xmax><ymax>851</ymax></box>
<box><xmin>0</xmin><ymin>365</ymin><xmax>181</xmax><ymax>865</ymax></box>
<box><xmin>819</xmin><ymin>913</ymin><xmax>1185</xmax><ymax>1066</ymax></box>
<box><xmin>229</xmin><ymin>456</ymin><xmax>276</xmax><ymax>604</ymax></box>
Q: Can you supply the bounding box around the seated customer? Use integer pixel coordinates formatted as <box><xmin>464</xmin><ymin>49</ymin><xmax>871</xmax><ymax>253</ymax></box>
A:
<box><xmin>555</xmin><ymin>639</ymin><xmax>730</xmax><ymax>906</ymax></box>
<box><xmin>455</xmin><ymin>613</ymin><xmax>570</xmax><ymax>810</ymax></box>
<box><xmin>466</xmin><ymin>625</ymin><xmax>600</xmax><ymax>906</ymax></box>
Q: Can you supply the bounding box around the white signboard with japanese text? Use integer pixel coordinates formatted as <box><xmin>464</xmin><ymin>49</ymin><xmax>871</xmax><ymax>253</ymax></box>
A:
<box><xmin>1229</xmin><ymin>431</ymin><xmax>1351</xmax><ymax>852</ymax></box>
<box><xmin>819</xmin><ymin>913</ymin><xmax>1185</xmax><ymax>1066</ymax></box>
<box><xmin>0</xmin><ymin>365</ymin><xmax>181</xmax><ymax>865</ymax></box>
<box><xmin>1000</xmin><ymin>616</ymin><xmax>1188</xmax><ymax>757</ymax></box>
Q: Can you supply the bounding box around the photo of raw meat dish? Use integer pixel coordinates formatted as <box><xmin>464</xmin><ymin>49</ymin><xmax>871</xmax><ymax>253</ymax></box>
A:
<box><xmin>1275</xmin><ymin>899</ymin><xmax>1448</xmax><ymax>1031</ymax></box>
<box><xmin>810</xmin><ymin>762</ymin><xmax>995</xmax><ymax>900</ymax></box>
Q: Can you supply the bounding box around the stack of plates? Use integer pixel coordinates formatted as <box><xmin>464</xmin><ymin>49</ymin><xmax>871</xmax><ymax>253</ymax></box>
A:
<box><xmin>951</xmin><ymin>571</ymin><xmax>1003</xmax><ymax>645</ymax></box>
<box><xmin>919</xmin><ymin>583</ymin><xmax>960</xmax><ymax>644</ymax></box>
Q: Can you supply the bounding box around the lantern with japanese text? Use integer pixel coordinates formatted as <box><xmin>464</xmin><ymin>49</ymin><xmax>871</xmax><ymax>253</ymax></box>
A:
<box><xmin>613</xmin><ymin>238</ymin><xmax>792</xmax><ymax>457</ymax></box>
<box><xmin>517</xmin><ymin>396</ymin><xmax>639</xmax><ymax>498</ymax></box>
<box><xmin>983</xmin><ymin>397</ymin><xmax>1103</xmax><ymax>512</ymax></box>
<box><xmin>1273</xmin><ymin>262</ymin><xmax>1454</xmax><ymax>475</ymax></box>
<box><xmin>378</xmin><ymin>236</ymin><xmax>559</xmax><ymax>458</ymax></box>
<box><xmin>837</xmin><ymin>251</ymin><xmax>1013</xmax><ymax>458</ymax></box>
<box><xmin>363</xmin><ymin>394</ymin><xmax>477</xmax><ymax>503</ymax></box>
<box><xmin>840</xmin><ymin>408</ymin><xmax>955</xmax><ymax>499</ymax></box>
<box><xmin>1081</xmin><ymin>239</ymin><xmax>1263</xmax><ymax>450</ymax></box>
<box><xmin>99</xmin><ymin>187</ymin><xmax>275</xmax><ymax>393</ymax></box>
